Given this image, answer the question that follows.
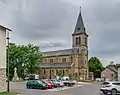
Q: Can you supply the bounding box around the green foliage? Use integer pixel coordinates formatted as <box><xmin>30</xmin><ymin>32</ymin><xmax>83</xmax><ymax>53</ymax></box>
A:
<box><xmin>88</xmin><ymin>57</ymin><xmax>104</xmax><ymax>78</ymax></box>
<box><xmin>68</xmin><ymin>73</ymin><xmax>74</xmax><ymax>80</ymax></box>
<box><xmin>72</xmin><ymin>73</ymin><xmax>78</xmax><ymax>80</ymax></box>
<box><xmin>56</xmin><ymin>70</ymin><xmax>62</xmax><ymax>76</ymax></box>
<box><xmin>7</xmin><ymin>43</ymin><xmax>42</xmax><ymax>80</ymax></box>
<box><xmin>115</xmin><ymin>64</ymin><xmax>120</xmax><ymax>69</ymax></box>
<box><xmin>107</xmin><ymin>63</ymin><xmax>120</xmax><ymax>69</ymax></box>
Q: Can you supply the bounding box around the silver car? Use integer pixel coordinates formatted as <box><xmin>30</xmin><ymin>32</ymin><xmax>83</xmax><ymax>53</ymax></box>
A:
<box><xmin>51</xmin><ymin>79</ymin><xmax>64</xmax><ymax>87</ymax></box>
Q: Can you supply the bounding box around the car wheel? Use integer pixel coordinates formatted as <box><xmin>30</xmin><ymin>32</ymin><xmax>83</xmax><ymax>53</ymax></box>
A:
<box><xmin>102</xmin><ymin>91</ymin><xmax>108</xmax><ymax>94</ymax></box>
<box><xmin>27</xmin><ymin>85</ymin><xmax>30</xmax><ymax>89</ymax></box>
<box><xmin>111</xmin><ymin>89</ymin><xmax>117</xmax><ymax>95</ymax></box>
<box><xmin>39</xmin><ymin>86</ymin><xmax>41</xmax><ymax>89</ymax></box>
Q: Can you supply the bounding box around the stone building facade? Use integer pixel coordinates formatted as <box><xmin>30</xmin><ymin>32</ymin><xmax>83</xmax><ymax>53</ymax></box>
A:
<box><xmin>40</xmin><ymin>9</ymin><xmax>90</xmax><ymax>81</ymax></box>
<box><xmin>101</xmin><ymin>66</ymin><xmax>118</xmax><ymax>81</ymax></box>
<box><xmin>0</xmin><ymin>25</ymin><xmax>11</xmax><ymax>92</ymax></box>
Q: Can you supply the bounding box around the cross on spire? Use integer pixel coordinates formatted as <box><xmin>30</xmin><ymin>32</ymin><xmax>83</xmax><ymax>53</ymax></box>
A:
<box><xmin>80</xmin><ymin>6</ymin><xmax>81</xmax><ymax>12</ymax></box>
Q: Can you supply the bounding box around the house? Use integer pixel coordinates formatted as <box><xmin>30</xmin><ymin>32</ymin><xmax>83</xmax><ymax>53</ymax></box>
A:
<box><xmin>101</xmin><ymin>66</ymin><xmax>118</xmax><ymax>81</ymax></box>
<box><xmin>0</xmin><ymin>25</ymin><xmax>11</xmax><ymax>92</ymax></box>
<box><xmin>40</xmin><ymin>8</ymin><xmax>93</xmax><ymax>81</ymax></box>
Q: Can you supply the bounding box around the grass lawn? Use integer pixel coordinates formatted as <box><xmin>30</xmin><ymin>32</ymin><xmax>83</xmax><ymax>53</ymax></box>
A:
<box><xmin>0</xmin><ymin>92</ymin><xmax>18</xmax><ymax>95</ymax></box>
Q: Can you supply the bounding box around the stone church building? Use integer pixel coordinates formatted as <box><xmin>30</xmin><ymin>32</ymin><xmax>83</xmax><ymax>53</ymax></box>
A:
<box><xmin>40</xmin><ymin>9</ymin><xmax>93</xmax><ymax>81</ymax></box>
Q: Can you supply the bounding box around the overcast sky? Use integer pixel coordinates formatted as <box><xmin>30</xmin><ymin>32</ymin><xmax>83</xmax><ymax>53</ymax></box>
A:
<box><xmin>0</xmin><ymin>0</ymin><xmax>120</xmax><ymax>66</ymax></box>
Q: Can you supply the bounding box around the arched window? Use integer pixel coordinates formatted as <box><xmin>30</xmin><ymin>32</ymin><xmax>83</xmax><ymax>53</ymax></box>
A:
<box><xmin>85</xmin><ymin>38</ymin><xmax>87</xmax><ymax>46</ymax></box>
<box><xmin>44</xmin><ymin>69</ymin><xmax>45</xmax><ymax>74</ymax></box>
<box><xmin>63</xmin><ymin>69</ymin><xmax>65</xmax><ymax>76</ymax></box>
<box><xmin>50</xmin><ymin>59</ymin><xmax>53</xmax><ymax>63</ymax></box>
<box><xmin>62</xmin><ymin>58</ymin><xmax>66</xmax><ymax>62</ymax></box>
<box><xmin>84</xmin><ymin>28</ymin><xmax>85</xmax><ymax>31</ymax></box>
<box><xmin>79</xmin><ymin>37</ymin><xmax>81</xmax><ymax>45</ymax></box>
<box><xmin>76</xmin><ymin>37</ymin><xmax>79</xmax><ymax>45</ymax></box>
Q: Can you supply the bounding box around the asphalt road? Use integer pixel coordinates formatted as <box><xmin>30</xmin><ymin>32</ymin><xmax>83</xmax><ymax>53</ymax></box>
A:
<box><xmin>10</xmin><ymin>82</ymin><xmax>102</xmax><ymax>95</ymax></box>
<box><xmin>61</xmin><ymin>82</ymin><xmax>102</xmax><ymax>95</ymax></box>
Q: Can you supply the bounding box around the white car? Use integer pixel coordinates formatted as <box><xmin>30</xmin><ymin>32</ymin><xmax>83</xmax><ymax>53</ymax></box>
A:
<box><xmin>50</xmin><ymin>79</ymin><xmax>64</xmax><ymax>87</ymax></box>
<box><xmin>100</xmin><ymin>81</ymin><xmax>120</xmax><ymax>95</ymax></box>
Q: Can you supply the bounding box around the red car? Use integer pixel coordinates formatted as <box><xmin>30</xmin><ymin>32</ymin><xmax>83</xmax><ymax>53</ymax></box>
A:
<box><xmin>42</xmin><ymin>80</ymin><xmax>53</xmax><ymax>89</ymax></box>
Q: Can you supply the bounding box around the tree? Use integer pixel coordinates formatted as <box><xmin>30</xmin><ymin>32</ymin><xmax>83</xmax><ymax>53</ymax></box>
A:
<box><xmin>107</xmin><ymin>62</ymin><xmax>120</xmax><ymax>69</ymax></box>
<box><xmin>6</xmin><ymin>43</ymin><xmax>17</xmax><ymax>80</ymax></box>
<box><xmin>25</xmin><ymin>44</ymin><xmax>42</xmax><ymax>74</ymax></box>
<box><xmin>56</xmin><ymin>70</ymin><xmax>62</xmax><ymax>76</ymax></box>
<box><xmin>88</xmin><ymin>57</ymin><xmax>104</xmax><ymax>78</ymax></box>
<box><xmin>7</xmin><ymin>43</ymin><xmax>42</xmax><ymax>80</ymax></box>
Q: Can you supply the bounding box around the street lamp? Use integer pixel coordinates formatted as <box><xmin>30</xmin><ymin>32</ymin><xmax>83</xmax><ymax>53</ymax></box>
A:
<box><xmin>6</xmin><ymin>30</ymin><xmax>11</xmax><ymax>92</ymax></box>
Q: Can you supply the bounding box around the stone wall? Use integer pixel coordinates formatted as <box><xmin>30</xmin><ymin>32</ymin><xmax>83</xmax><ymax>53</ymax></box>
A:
<box><xmin>0</xmin><ymin>68</ymin><xmax>6</xmax><ymax>92</ymax></box>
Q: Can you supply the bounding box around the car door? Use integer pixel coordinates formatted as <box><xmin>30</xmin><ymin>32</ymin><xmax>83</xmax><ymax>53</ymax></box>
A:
<box><xmin>112</xmin><ymin>82</ymin><xmax>120</xmax><ymax>92</ymax></box>
<box><xmin>31</xmin><ymin>80</ymin><xmax>38</xmax><ymax>89</ymax></box>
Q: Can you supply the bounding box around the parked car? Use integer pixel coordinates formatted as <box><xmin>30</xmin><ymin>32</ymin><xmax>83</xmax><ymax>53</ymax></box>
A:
<box><xmin>47</xmin><ymin>79</ymin><xmax>58</xmax><ymax>88</ymax></box>
<box><xmin>50</xmin><ymin>79</ymin><xmax>64</xmax><ymax>87</ymax></box>
<box><xmin>24</xmin><ymin>76</ymin><xmax>29</xmax><ymax>80</ymax></box>
<box><xmin>42</xmin><ymin>80</ymin><xmax>53</xmax><ymax>89</ymax></box>
<box><xmin>100</xmin><ymin>81</ymin><xmax>120</xmax><ymax>95</ymax></box>
<box><xmin>26</xmin><ymin>80</ymin><xmax>47</xmax><ymax>89</ymax></box>
<box><xmin>28</xmin><ymin>74</ymin><xmax>39</xmax><ymax>80</ymax></box>
<box><xmin>60</xmin><ymin>76</ymin><xmax>74</xmax><ymax>86</ymax></box>
<box><xmin>57</xmin><ymin>80</ymin><xmax>64</xmax><ymax>87</ymax></box>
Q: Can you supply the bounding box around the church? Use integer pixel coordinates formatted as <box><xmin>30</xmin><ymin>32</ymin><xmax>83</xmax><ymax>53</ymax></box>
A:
<box><xmin>40</xmin><ymin>8</ymin><xmax>93</xmax><ymax>81</ymax></box>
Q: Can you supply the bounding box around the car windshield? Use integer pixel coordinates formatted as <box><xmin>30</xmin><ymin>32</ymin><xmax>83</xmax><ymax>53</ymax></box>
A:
<box><xmin>51</xmin><ymin>79</ymin><xmax>56</xmax><ymax>82</ymax></box>
<box><xmin>101</xmin><ymin>82</ymin><xmax>110</xmax><ymax>85</ymax></box>
<box><xmin>37</xmin><ymin>80</ymin><xmax>42</xmax><ymax>84</ymax></box>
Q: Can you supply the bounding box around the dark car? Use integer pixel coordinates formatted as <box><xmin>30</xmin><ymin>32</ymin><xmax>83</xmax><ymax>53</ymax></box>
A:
<box><xmin>26</xmin><ymin>80</ymin><xmax>47</xmax><ymax>89</ymax></box>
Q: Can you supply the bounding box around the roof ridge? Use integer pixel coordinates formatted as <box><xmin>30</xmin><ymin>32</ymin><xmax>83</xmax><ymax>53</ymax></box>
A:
<box><xmin>42</xmin><ymin>48</ymin><xmax>72</xmax><ymax>53</ymax></box>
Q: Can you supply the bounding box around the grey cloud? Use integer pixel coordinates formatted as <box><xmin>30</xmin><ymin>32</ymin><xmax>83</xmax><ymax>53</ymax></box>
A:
<box><xmin>87</xmin><ymin>0</ymin><xmax>120</xmax><ymax>59</ymax></box>
<box><xmin>0</xmin><ymin>0</ymin><xmax>78</xmax><ymax>50</ymax></box>
<box><xmin>13</xmin><ymin>0</ymin><xmax>77</xmax><ymax>39</ymax></box>
<box><xmin>1</xmin><ymin>0</ymin><xmax>120</xmax><ymax>63</ymax></box>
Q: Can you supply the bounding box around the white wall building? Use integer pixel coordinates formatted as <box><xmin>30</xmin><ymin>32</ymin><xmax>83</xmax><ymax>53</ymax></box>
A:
<box><xmin>0</xmin><ymin>25</ymin><xmax>11</xmax><ymax>92</ymax></box>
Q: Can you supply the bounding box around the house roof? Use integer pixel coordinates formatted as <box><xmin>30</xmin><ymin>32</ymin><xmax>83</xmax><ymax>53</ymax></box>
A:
<box><xmin>40</xmin><ymin>63</ymin><xmax>74</xmax><ymax>69</ymax></box>
<box><xmin>107</xmin><ymin>66</ymin><xmax>118</xmax><ymax>73</ymax></box>
<box><xmin>0</xmin><ymin>25</ymin><xmax>12</xmax><ymax>31</ymax></box>
<box><xmin>42</xmin><ymin>49</ymin><xmax>72</xmax><ymax>57</ymax></box>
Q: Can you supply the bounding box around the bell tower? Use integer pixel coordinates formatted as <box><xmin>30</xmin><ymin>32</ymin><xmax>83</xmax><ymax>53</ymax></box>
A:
<box><xmin>72</xmin><ymin>7</ymin><xmax>89</xmax><ymax>80</ymax></box>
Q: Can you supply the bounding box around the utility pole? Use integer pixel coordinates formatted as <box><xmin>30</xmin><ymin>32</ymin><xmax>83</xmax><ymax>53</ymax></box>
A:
<box><xmin>6</xmin><ymin>30</ymin><xmax>10</xmax><ymax>92</ymax></box>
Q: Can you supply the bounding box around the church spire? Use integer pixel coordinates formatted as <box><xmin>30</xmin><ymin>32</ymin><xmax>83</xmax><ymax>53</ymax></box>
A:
<box><xmin>73</xmin><ymin>7</ymin><xmax>86</xmax><ymax>35</ymax></box>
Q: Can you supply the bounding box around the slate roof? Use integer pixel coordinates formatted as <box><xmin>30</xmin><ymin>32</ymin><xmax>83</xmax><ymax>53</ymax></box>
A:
<box><xmin>0</xmin><ymin>25</ymin><xmax>12</xmax><ymax>31</ymax></box>
<box><xmin>42</xmin><ymin>49</ymin><xmax>72</xmax><ymax>57</ymax></box>
<box><xmin>107</xmin><ymin>66</ymin><xmax>118</xmax><ymax>73</ymax></box>
<box><xmin>72</xmin><ymin>8</ymin><xmax>88</xmax><ymax>37</ymax></box>
<box><xmin>40</xmin><ymin>63</ymin><xmax>74</xmax><ymax>69</ymax></box>
<box><xmin>74</xmin><ymin>10</ymin><xmax>85</xmax><ymax>33</ymax></box>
